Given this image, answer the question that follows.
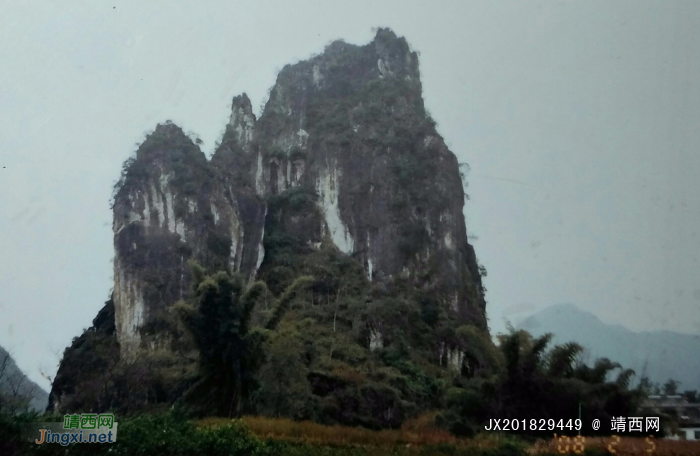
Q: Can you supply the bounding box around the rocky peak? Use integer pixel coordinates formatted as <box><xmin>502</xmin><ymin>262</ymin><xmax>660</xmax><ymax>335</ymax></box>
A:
<box><xmin>151</xmin><ymin>121</ymin><xmax>188</xmax><ymax>138</ymax></box>
<box><xmin>371</xmin><ymin>27</ymin><xmax>419</xmax><ymax>80</ymax></box>
<box><xmin>227</xmin><ymin>94</ymin><xmax>256</xmax><ymax>153</ymax></box>
<box><xmin>50</xmin><ymin>28</ymin><xmax>490</xmax><ymax>420</ymax></box>
<box><xmin>212</xmin><ymin>28</ymin><xmax>486</xmax><ymax>328</ymax></box>
<box><xmin>112</xmin><ymin>120</ymin><xmax>265</xmax><ymax>356</ymax></box>
<box><xmin>134</xmin><ymin>122</ymin><xmax>202</xmax><ymax>162</ymax></box>
<box><xmin>114</xmin><ymin>27</ymin><xmax>485</xmax><ymax>358</ymax></box>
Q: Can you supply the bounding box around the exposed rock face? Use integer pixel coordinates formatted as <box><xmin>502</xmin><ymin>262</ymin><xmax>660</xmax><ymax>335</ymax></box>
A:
<box><xmin>214</xmin><ymin>28</ymin><xmax>486</xmax><ymax>328</ymax></box>
<box><xmin>55</xmin><ymin>28</ymin><xmax>486</xmax><ymax>391</ymax></box>
<box><xmin>112</xmin><ymin>123</ymin><xmax>265</xmax><ymax>355</ymax></box>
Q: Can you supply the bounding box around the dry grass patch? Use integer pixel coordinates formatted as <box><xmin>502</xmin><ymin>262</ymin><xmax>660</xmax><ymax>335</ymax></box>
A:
<box><xmin>196</xmin><ymin>414</ymin><xmax>503</xmax><ymax>450</ymax></box>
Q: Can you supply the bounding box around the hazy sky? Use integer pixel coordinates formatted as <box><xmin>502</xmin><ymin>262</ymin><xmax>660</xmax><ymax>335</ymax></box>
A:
<box><xmin>1</xmin><ymin>0</ymin><xmax>699</xmax><ymax>392</ymax></box>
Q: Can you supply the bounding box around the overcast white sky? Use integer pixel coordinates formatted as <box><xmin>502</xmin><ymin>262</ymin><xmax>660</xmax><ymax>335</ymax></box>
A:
<box><xmin>1</xmin><ymin>0</ymin><xmax>699</xmax><ymax>392</ymax></box>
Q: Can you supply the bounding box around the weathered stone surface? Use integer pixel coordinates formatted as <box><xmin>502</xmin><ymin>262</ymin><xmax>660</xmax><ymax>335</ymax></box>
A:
<box><xmin>112</xmin><ymin>123</ymin><xmax>265</xmax><ymax>355</ymax></box>
<box><xmin>213</xmin><ymin>28</ymin><xmax>486</xmax><ymax>328</ymax></box>
<box><xmin>51</xmin><ymin>28</ymin><xmax>487</xmax><ymax>411</ymax></box>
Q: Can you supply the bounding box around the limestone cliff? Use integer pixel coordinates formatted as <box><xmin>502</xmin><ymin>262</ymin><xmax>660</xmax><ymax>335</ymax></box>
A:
<box><xmin>108</xmin><ymin>28</ymin><xmax>484</xmax><ymax>358</ymax></box>
<box><xmin>214</xmin><ymin>28</ymin><xmax>486</xmax><ymax>328</ymax></box>
<box><xmin>50</xmin><ymin>29</ymin><xmax>488</xmax><ymax>416</ymax></box>
<box><xmin>111</xmin><ymin>123</ymin><xmax>265</xmax><ymax>355</ymax></box>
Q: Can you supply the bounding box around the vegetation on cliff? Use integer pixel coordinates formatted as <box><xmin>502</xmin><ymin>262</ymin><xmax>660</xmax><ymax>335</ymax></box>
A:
<box><xmin>46</xmin><ymin>259</ymin><xmax>646</xmax><ymax>437</ymax></box>
<box><xmin>42</xmin><ymin>29</ymin><xmax>651</xmax><ymax>449</ymax></box>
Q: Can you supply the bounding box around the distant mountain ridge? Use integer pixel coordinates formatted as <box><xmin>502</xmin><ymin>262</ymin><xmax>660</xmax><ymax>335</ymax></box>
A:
<box><xmin>0</xmin><ymin>345</ymin><xmax>48</xmax><ymax>412</ymax></box>
<box><xmin>517</xmin><ymin>303</ymin><xmax>700</xmax><ymax>391</ymax></box>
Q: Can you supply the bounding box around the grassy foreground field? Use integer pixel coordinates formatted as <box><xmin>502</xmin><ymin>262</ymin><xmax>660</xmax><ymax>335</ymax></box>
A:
<box><xmin>198</xmin><ymin>415</ymin><xmax>527</xmax><ymax>455</ymax></box>
<box><xmin>196</xmin><ymin>415</ymin><xmax>700</xmax><ymax>456</ymax></box>
<box><xmin>5</xmin><ymin>411</ymin><xmax>700</xmax><ymax>455</ymax></box>
<box><xmin>198</xmin><ymin>415</ymin><xmax>464</xmax><ymax>447</ymax></box>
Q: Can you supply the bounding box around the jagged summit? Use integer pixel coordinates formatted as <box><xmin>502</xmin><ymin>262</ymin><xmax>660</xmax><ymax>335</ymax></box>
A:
<box><xmin>231</xmin><ymin>92</ymin><xmax>252</xmax><ymax>107</ymax></box>
<box><xmin>264</xmin><ymin>28</ymin><xmax>420</xmax><ymax>121</ymax></box>
<box><xmin>109</xmin><ymin>26</ymin><xmax>485</xmax><ymax>358</ymax></box>
<box><xmin>209</xmin><ymin>28</ymin><xmax>485</xmax><ymax>328</ymax></box>
<box><xmin>123</xmin><ymin>121</ymin><xmax>208</xmax><ymax>180</ymax></box>
<box><xmin>141</xmin><ymin>121</ymin><xmax>196</xmax><ymax>150</ymax></box>
<box><xmin>373</xmin><ymin>27</ymin><xmax>400</xmax><ymax>43</ymax></box>
<box><xmin>227</xmin><ymin>94</ymin><xmax>256</xmax><ymax>148</ymax></box>
<box><xmin>51</xmin><ymin>30</ymin><xmax>489</xmax><ymax>421</ymax></box>
<box><xmin>311</xmin><ymin>27</ymin><xmax>417</xmax><ymax>80</ymax></box>
<box><xmin>151</xmin><ymin>121</ymin><xmax>188</xmax><ymax>136</ymax></box>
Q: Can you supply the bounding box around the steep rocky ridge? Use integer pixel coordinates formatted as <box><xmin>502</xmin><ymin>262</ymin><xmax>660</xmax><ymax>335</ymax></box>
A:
<box><xmin>214</xmin><ymin>28</ymin><xmax>486</xmax><ymax>328</ymax></box>
<box><xmin>111</xmin><ymin>123</ymin><xmax>265</xmax><ymax>355</ymax></box>
<box><xmin>50</xmin><ymin>29</ymin><xmax>489</xmax><ymax>420</ymax></box>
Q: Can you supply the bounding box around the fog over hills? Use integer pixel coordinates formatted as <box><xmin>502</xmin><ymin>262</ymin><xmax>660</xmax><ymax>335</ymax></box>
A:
<box><xmin>517</xmin><ymin>303</ymin><xmax>700</xmax><ymax>391</ymax></box>
<box><xmin>0</xmin><ymin>345</ymin><xmax>48</xmax><ymax>412</ymax></box>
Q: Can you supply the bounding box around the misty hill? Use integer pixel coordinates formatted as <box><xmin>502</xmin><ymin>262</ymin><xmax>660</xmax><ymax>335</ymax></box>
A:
<box><xmin>0</xmin><ymin>345</ymin><xmax>48</xmax><ymax>412</ymax></box>
<box><xmin>49</xmin><ymin>29</ymin><xmax>488</xmax><ymax>427</ymax></box>
<box><xmin>46</xmin><ymin>28</ymin><xmax>654</xmax><ymax>434</ymax></box>
<box><xmin>517</xmin><ymin>303</ymin><xmax>700</xmax><ymax>391</ymax></box>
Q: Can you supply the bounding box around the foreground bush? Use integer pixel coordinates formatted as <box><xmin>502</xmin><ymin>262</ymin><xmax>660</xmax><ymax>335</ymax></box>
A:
<box><xmin>3</xmin><ymin>410</ymin><xmax>531</xmax><ymax>456</ymax></box>
<box><xmin>9</xmin><ymin>412</ymin><xmax>256</xmax><ymax>456</ymax></box>
<box><xmin>6</xmin><ymin>410</ymin><xmax>700</xmax><ymax>456</ymax></box>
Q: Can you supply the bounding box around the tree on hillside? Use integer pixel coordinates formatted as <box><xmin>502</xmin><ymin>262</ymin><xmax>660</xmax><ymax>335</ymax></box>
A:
<box><xmin>255</xmin><ymin>327</ymin><xmax>311</xmax><ymax>419</ymax></box>
<box><xmin>442</xmin><ymin>328</ymin><xmax>643</xmax><ymax>437</ymax></box>
<box><xmin>176</xmin><ymin>261</ymin><xmax>313</xmax><ymax>417</ymax></box>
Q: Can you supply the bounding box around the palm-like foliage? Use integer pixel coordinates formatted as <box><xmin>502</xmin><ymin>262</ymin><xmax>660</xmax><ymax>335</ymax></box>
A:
<box><xmin>176</xmin><ymin>261</ymin><xmax>312</xmax><ymax>416</ymax></box>
<box><xmin>574</xmin><ymin>357</ymin><xmax>622</xmax><ymax>383</ymax></box>
<box><xmin>547</xmin><ymin>342</ymin><xmax>584</xmax><ymax>378</ymax></box>
<box><xmin>456</xmin><ymin>329</ymin><xmax>643</xmax><ymax>433</ymax></box>
<box><xmin>615</xmin><ymin>368</ymin><xmax>636</xmax><ymax>389</ymax></box>
<box><xmin>495</xmin><ymin>331</ymin><xmax>555</xmax><ymax>418</ymax></box>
